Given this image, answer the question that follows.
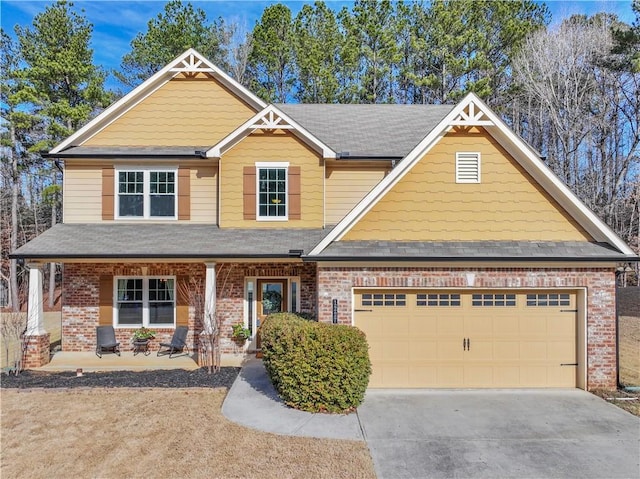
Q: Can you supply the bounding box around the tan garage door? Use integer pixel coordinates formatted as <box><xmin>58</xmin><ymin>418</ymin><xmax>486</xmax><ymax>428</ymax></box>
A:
<box><xmin>355</xmin><ymin>290</ymin><xmax>577</xmax><ymax>388</ymax></box>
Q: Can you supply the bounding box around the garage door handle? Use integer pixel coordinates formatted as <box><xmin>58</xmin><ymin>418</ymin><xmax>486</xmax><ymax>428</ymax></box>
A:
<box><xmin>463</xmin><ymin>338</ymin><xmax>470</xmax><ymax>351</ymax></box>
<box><xmin>560</xmin><ymin>363</ymin><xmax>578</xmax><ymax>366</ymax></box>
<box><xmin>355</xmin><ymin>309</ymin><xmax>373</xmax><ymax>312</ymax></box>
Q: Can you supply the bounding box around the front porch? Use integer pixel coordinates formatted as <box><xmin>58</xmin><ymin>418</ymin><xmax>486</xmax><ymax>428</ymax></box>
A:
<box><xmin>37</xmin><ymin>350</ymin><xmax>246</xmax><ymax>372</ymax></box>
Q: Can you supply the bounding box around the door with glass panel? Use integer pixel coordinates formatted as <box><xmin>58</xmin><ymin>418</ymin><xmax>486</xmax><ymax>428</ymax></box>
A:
<box><xmin>256</xmin><ymin>279</ymin><xmax>287</xmax><ymax>349</ymax></box>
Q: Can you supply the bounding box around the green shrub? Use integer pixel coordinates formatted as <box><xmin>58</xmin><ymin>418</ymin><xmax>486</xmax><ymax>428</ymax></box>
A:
<box><xmin>260</xmin><ymin>313</ymin><xmax>371</xmax><ymax>413</ymax></box>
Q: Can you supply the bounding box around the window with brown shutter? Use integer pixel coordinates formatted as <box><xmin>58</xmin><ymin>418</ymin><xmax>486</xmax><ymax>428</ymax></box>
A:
<box><xmin>99</xmin><ymin>275</ymin><xmax>113</xmax><ymax>325</ymax></box>
<box><xmin>178</xmin><ymin>167</ymin><xmax>190</xmax><ymax>220</ymax></box>
<box><xmin>102</xmin><ymin>168</ymin><xmax>115</xmax><ymax>220</ymax></box>
<box><xmin>176</xmin><ymin>275</ymin><xmax>189</xmax><ymax>327</ymax></box>
<box><xmin>243</xmin><ymin>166</ymin><xmax>256</xmax><ymax>220</ymax></box>
<box><xmin>289</xmin><ymin>166</ymin><xmax>301</xmax><ymax>220</ymax></box>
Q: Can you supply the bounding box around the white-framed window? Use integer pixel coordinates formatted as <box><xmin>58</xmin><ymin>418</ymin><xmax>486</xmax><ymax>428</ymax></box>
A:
<box><xmin>456</xmin><ymin>152</ymin><xmax>481</xmax><ymax>183</ymax></box>
<box><xmin>115</xmin><ymin>277</ymin><xmax>176</xmax><ymax>327</ymax></box>
<box><xmin>256</xmin><ymin>162</ymin><xmax>288</xmax><ymax>220</ymax></box>
<box><xmin>116</xmin><ymin>167</ymin><xmax>177</xmax><ymax>219</ymax></box>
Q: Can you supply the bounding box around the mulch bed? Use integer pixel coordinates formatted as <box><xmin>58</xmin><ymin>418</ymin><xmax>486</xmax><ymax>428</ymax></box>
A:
<box><xmin>0</xmin><ymin>367</ymin><xmax>240</xmax><ymax>389</ymax></box>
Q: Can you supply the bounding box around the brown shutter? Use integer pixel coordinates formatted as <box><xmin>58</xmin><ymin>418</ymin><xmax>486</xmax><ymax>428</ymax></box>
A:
<box><xmin>99</xmin><ymin>276</ymin><xmax>113</xmax><ymax>326</ymax></box>
<box><xmin>289</xmin><ymin>166</ymin><xmax>301</xmax><ymax>220</ymax></box>
<box><xmin>243</xmin><ymin>166</ymin><xmax>256</xmax><ymax>220</ymax></box>
<box><xmin>102</xmin><ymin>168</ymin><xmax>115</xmax><ymax>220</ymax></box>
<box><xmin>177</xmin><ymin>167</ymin><xmax>190</xmax><ymax>220</ymax></box>
<box><xmin>176</xmin><ymin>275</ymin><xmax>189</xmax><ymax>327</ymax></box>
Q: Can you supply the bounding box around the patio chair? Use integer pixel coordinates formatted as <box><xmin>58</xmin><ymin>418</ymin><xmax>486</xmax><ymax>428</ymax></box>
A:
<box><xmin>157</xmin><ymin>326</ymin><xmax>189</xmax><ymax>358</ymax></box>
<box><xmin>95</xmin><ymin>326</ymin><xmax>121</xmax><ymax>358</ymax></box>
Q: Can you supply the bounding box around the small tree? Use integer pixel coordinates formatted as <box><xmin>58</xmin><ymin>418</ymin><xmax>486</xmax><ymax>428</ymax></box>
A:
<box><xmin>178</xmin><ymin>264</ymin><xmax>234</xmax><ymax>373</ymax></box>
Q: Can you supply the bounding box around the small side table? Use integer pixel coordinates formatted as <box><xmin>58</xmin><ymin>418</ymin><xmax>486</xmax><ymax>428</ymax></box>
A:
<box><xmin>132</xmin><ymin>339</ymin><xmax>151</xmax><ymax>356</ymax></box>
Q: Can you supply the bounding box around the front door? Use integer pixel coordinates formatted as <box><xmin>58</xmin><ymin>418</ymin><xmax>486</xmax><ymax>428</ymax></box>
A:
<box><xmin>256</xmin><ymin>279</ymin><xmax>288</xmax><ymax>348</ymax></box>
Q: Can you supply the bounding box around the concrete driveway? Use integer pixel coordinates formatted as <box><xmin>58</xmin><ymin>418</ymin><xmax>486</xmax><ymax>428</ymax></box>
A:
<box><xmin>357</xmin><ymin>389</ymin><xmax>640</xmax><ymax>479</ymax></box>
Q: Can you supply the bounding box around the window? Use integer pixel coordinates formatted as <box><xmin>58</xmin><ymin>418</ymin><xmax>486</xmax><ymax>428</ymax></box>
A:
<box><xmin>472</xmin><ymin>293</ymin><xmax>516</xmax><ymax>307</ymax></box>
<box><xmin>117</xmin><ymin>169</ymin><xmax>176</xmax><ymax>218</ymax></box>
<box><xmin>417</xmin><ymin>293</ymin><xmax>461</xmax><ymax>307</ymax></box>
<box><xmin>257</xmin><ymin>164</ymin><xmax>287</xmax><ymax>219</ymax></box>
<box><xmin>456</xmin><ymin>152</ymin><xmax>481</xmax><ymax>183</ymax></box>
<box><xmin>115</xmin><ymin>277</ymin><xmax>175</xmax><ymax>327</ymax></box>
<box><xmin>362</xmin><ymin>293</ymin><xmax>406</xmax><ymax>307</ymax></box>
<box><xmin>526</xmin><ymin>293</ymin><xmax>571</xmax><ymax>307</ymax></box>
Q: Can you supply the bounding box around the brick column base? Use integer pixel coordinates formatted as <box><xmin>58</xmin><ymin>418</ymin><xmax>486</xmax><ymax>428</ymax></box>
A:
<box><xmin>23</xmin><ymin>333</ymin><xmax>51</xmax><ymax>368</ymax></box>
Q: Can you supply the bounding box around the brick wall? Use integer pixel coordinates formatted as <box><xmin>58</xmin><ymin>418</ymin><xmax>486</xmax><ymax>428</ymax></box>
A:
<box><xmin>317</xmin><ymin>266</ymin><xmax>617</xmax><ymax>390</ymax></box>
<box><xmin>62</xmin><ymin>261</ymin><xmax>317</xmax><ymax>355</ymax></box>
<box><xmin>23</xmin><ymin>333</ymin><xmax>51</xmax><ymax>368</ymax></box>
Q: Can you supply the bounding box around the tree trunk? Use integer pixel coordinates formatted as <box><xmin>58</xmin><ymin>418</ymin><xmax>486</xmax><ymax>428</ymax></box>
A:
<box><xmin>10</xmin><ymin>124</ymin><xmax>19</xmax><ymax>311</ymax></box>
<box><xmin>48</xmin><ymin>172</ymin><xmax>57</xmax><ymax>309</ymax></box>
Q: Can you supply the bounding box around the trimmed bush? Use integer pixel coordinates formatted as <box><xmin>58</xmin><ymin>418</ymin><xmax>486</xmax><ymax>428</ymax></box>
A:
<box><xmin>260</xmin><ymin>313</ymin><xmax>371</xmax><ymax>413</ymax></box>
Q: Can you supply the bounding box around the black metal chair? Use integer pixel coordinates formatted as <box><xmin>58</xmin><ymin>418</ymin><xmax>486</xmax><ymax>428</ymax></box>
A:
<box><xmin>157</xmin><ymin>326</ymin><xmax>189</xmax><ymax>358</ymax></box>
<box><xmin>95</xmin><ymin>326</ymin><xmax>121</xmax><ymax>358</ymax></box>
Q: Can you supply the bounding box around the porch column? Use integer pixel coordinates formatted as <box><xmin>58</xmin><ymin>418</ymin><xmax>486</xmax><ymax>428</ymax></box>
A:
<box><xmin>26</xmin><ymin>263</ymin><xmax>46</xmax><ymax>335</ymax></box>
<box><xmin>204</xmin><ymin>262</ymin><xmax>216</xmax><ymax>333</ymax></box>
<box><xmin>24</xmin><ymin>263</ymin><xmax>50</xmax><ymax>368</ymax></box>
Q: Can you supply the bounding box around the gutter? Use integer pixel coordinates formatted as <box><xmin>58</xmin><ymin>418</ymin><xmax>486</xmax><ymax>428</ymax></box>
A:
<box><xmin>301</xmin><ymin>255</ymin><xmax>635</xmax><ymax>263</ymax></box>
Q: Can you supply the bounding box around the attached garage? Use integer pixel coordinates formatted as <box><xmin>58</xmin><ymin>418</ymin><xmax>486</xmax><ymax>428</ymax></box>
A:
<box><xmin>354</xmin><ymin>289</ymin><xmax>582</xmax><ymax>389</ymax></box>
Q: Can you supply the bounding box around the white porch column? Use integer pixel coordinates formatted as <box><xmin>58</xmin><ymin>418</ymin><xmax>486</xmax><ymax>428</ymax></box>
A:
<box><xmin>26</xmin><ymin>263</ymin><xmax>46</xmax><ymax>335</ymax></box>
<box><xmin>204</xmin><ymin>262</ymin><xmax>217</xmax><ymax>333</ymax></box>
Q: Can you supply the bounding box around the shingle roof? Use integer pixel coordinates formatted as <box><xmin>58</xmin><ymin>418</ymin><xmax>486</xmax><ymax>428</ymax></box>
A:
<box><xmin>51</xmin><ymin>146</ymin><xmax>209</xmax><ymax>158</ymax></box>
<box><xmin>12</xmin><ymin>224</ymin><xmax>630</xmax><ymax>261</ymax></box>
<box><xmin>10</xmin><ymin>224</ymin><xmax>331</xmax><ymax>259</ymax></box>
<box><xmin>315</xmin><ymin>240</ymin><xmax>630</xmax><ymax>261</ymax></box>
<box><xmin>276</xmin><ymin>104</ymin><xmax>454</xmax><ymax>158</ymax></box>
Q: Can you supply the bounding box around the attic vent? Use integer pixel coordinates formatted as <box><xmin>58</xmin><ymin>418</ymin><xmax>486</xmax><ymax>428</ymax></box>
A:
<box><xmin>456</xmin><ymin>152</ymin><xmax>481</xmax><ymax>183</ymax></box>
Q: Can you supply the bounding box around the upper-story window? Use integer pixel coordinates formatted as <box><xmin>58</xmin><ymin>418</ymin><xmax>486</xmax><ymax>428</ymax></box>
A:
<box><xmin>257</xmin><ymin>162</ymin><xmax>288</xmax><ymax>220</ymax></box>
<box><xmin>117</xmin><ymin>168</ymin><xmax>177</xmax><ymax>219</ymax></box>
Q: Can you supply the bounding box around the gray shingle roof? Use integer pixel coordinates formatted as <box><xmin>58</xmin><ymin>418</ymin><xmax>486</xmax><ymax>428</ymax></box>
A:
<box><xmin>276</xmin><ymin>104</ymin><xmax>454</xmax><ymax>158</ymax></box>
<box><xmin>12</xmin><ymin>225</ymin><xmax>630</xmax><ymax>261</ymax></box>
<box><xmin>52</xmin><ymin>146</ymin><xmax>209</xmax><ymax>158</ymax></box>
<box><xmin>11</xmin><ymin>224</ymin><xmax>331</xmax><ymax>259</ymax></box>
<box><xmin>316</xmin><ymin>240</ymin><xmax>630</xmax><ymax>261</ymax></box>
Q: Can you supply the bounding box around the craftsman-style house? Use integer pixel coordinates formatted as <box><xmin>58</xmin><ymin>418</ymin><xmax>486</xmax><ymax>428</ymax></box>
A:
<box><xmin>13</xmin><ymin>49</ymin><xmax>637</xmax><ymax>390</ymax></box>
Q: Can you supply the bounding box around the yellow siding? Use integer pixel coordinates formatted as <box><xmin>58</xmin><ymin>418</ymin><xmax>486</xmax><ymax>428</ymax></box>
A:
<box><xmin>344</xmin><ymin>128</ymin><xmax>592</xmax><ymax>241</ymax></box>
<box><xmin>63</xmin><ymin>164</ymin><xmax>104</xmax><ymax>223</ymax></box>
<box><xmin>325</xmin><ymin>167</ymin><xmax>387</xmax><ymax>225</ymax></box>
<box><xmin>85</xmin><ymin>76</ymin><xmax>256</xmax><ymax>147</ymax></box>
<box><xmin>190</xmin><ymin>165</ymin><xmax>217</xmax><ymax>223</ymax></box>
<box><xmin>220</xmin><ymin>131</ymin><xmax>324</xmax><ymax>228</ymax></box>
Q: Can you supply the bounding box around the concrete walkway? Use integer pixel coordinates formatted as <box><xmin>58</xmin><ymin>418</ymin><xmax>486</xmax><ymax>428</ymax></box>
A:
<box><xmin>222</xmin><ymin>358</ymin><xmax>364</xmax><ymax>440</ymax></box>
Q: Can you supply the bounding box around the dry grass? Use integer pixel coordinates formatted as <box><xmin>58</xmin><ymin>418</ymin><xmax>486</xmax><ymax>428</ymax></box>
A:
<box><xmin>592</xmin><ymin>388</ymin><xmax>640</xmax><ymax>417</ymax></box>
<box><xmin>1</xmin><ymin>388</ymin><xmax>375</xmax><ymax>479</ymax></box>
<box><xmin>619</xmin><ymin>315</ymin><xmax>640</xmax><ymax>387</ymax></box>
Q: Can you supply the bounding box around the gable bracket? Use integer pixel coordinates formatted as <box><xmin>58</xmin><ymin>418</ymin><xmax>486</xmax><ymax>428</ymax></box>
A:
<box><xmin>248</xmin><ymin>110</ymin><xmax>294</xmax><ymax>131</ymax></box>
<box><xmin>449</xmin><ymin>101</ymin><xmax>495</xmax><ymax>126</ymax></box>
<box><xmin>168</xmin><ymin>53</ymin><xmax>215</xmax><ymax>73</ymax></box>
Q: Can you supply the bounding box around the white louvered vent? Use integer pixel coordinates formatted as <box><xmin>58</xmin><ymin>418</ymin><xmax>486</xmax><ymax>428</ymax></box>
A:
<box><xmin>456</xmin><ymin>152</ymin><xmax>481</xmax><ymax>183</ymax></box>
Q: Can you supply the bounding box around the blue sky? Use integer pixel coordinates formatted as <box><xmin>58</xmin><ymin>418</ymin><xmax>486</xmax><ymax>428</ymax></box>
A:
<box><xmin>1</xmin><ymin>0</ymin><xmax>636</xmax><ymax>90</ymax></box>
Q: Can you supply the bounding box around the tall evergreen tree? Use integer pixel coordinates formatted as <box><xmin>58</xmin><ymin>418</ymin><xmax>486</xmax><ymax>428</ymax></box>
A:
<box><xmin>117</xmin><ymin>0</ymin><xmax>231</xmax><ymax>88</ymax></box>
<box><xmin>12</xmin><ymin>0</ymin><xmax>110</xmax><ymax>308</ymax></box>
<box><xmin>248</xmin><ymin>3</ymin><xmax>295</xmax><ymax>102</ymax></box>
<box><xmin>293</xmin><ymin>2</ymin><xmax>343</xmax><ymax>103</ymax></box>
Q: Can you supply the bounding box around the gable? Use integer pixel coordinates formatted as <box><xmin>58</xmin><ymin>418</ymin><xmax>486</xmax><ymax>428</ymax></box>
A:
<box><xmin>219</xmin><ymin>130</ymin><xmax>325</xmax><ymax>228</ymax></box>
<box><xmin>343</xmin><ymin>127</ymin><xmax>593</xmax><ymax>242</ymax></box>
<box><xmin>84</xmin><ymin>74</ymin><xmax>256</xmax><ymax>147</ymax></box>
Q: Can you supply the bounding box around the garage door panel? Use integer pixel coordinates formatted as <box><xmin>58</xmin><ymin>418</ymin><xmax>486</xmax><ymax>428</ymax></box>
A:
<box><xmin>409</xmin><ymin>341</ymin><xmax>437</xmax><ymax>361</ymax></box>
<box><xmin>355</xmin><ymin>290</ymin><xmax>577</xmax><ymax>389</ymax></box>
<box><xmin>384</xmin><ymin>341</ymin><xmax>410</xmax><ymax>361</ymax></box>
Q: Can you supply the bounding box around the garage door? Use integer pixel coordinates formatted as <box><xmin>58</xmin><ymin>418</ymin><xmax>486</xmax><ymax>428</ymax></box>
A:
<box><xmin>355</xmin><ymin>290</ymin><xmax>577</xmax><ymax>388</ymax></box>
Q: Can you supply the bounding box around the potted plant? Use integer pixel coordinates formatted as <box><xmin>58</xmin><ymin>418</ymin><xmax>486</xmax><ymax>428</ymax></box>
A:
<box><xmin>132</xmin><ymin>327</ymin><xmax>156</xmax><ymax>342</ymax></box>
<box><xmin>231</xmin><ymin>323</ymin><xmax>251</xmax><ymax>341</ymax></box>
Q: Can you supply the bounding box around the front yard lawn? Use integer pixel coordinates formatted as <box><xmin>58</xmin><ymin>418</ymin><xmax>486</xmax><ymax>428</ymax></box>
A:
<box><xmin>1</xmin><ymin>388</ymin><xmax>375</xmax><ymax>479</ymax></box>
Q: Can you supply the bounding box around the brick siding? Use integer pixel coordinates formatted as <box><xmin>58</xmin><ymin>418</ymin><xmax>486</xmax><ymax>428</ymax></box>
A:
<box><xmin>317</xmin><ymin>266</ymin><xmax>617</xmax><ymax>390</ymax></box>
<box><xmin>61</xmin><ymin>261</ymin><xmax>317</xmax><ymax>356</ymax></box>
